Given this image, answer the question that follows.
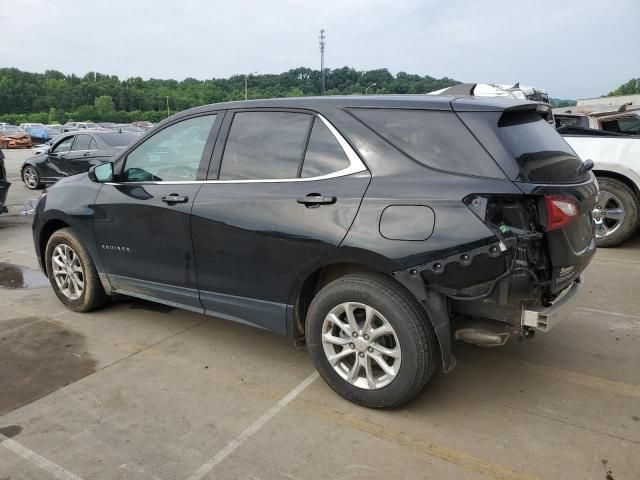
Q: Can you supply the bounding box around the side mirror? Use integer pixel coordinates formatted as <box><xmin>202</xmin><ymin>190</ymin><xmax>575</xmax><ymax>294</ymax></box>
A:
<box><xmin>88</xmin><ymin>162</ymin><xmax>114</xmax><ymax>183</ymax></box>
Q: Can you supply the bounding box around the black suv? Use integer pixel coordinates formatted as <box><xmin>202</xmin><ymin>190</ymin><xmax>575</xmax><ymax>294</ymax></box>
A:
<box><xmin>32</xmin><ymin>96</ymin><xmax>597</xmax><ymax>408</ymax></box>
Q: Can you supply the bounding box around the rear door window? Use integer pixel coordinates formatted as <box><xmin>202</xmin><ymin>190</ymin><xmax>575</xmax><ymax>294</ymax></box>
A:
<box><xmin>497</xmin><ymin>111</ymin><xmax>587</xmax><ymax>183</ymax></box>
<box><xmin>301</xmin><ymin>118</ymin><xmax>350</xmax><ymax>178</ymax></box>
<box><xmin>219</xmin><ymin>111</ymin><xmax>312</xmax><ymax>180</ymax></box>
<box><xmin>350</xmin><ymin>108</ymin><xmax>504</xmax><ymax>178</ymax></box>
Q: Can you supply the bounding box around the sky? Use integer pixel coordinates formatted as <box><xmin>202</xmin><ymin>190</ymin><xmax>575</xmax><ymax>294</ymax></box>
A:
<box><xmin>0</xmin><ymin>0</ymin><xmax>638</xmax><ymax>99</ymax></box>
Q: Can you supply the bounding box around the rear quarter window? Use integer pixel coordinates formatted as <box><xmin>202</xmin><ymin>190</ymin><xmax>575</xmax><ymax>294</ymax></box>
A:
<box><xmin>498</xmin><ymin>111</ymin><xmax>588</xmax><ymax>184</ymax></box>
<box><xmin>349</xmin><ymin>108</ymin><xmax>505</xmax><ymax>178</ymax></box>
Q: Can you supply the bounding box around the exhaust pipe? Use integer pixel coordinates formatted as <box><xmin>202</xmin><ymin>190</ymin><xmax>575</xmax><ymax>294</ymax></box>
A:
<box><xmin>454</xmin><ymin>319</ymin><xmax>516</xmax><ymax>347</ymax></box>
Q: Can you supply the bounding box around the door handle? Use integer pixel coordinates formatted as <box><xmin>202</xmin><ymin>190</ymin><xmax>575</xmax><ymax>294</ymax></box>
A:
<box><xmin>82</xmin><ymin>151</ymin><xmax>92</xmax><ymax>157</ymax></box>
<box><xmin>296</xmin><ymin>194</ymin><xmax>337</xmax><ymax>207</ymax></box>
<box><xmin>161</xmin><ymin>194</ymin><xmax>189</xmax><ymax>204</ymax></box>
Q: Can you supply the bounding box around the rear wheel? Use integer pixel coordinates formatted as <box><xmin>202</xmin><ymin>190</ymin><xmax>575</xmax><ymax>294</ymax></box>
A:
<box><xmin>593</xmin><ymin>177</ymin><xmax>639</xmax><ymax>247</ymax></box>
<box><xmin>22</xmin><ymin>166</ymin><xmax>42</xmax><ymax>190</ymax></box>
<box><xmin>45</xmin><ymin>228</ymin><xmax>109</xmax><ymax>312</ymax></box>
<box><xmin>306</xmin><ymin>273</ymin><xmax>437</xmax><ymax>408</ymax></box>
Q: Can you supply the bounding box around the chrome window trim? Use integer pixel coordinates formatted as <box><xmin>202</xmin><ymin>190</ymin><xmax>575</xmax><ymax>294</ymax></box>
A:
<box><xmin>107</xmin><ymin>113</ymin><xmax>367</xmax><ymax>186</ymax></box>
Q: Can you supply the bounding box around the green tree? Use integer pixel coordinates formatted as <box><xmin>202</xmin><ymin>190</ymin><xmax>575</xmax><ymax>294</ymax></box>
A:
<box><xmin>94</xmin><ymin>95</ymin><xmax>115</xmax><ymax>120</ymax></box>
<box><xmin>608</xmin><ymin>78</ymin><xmax>640</xmax><ymax>96</ymax></box>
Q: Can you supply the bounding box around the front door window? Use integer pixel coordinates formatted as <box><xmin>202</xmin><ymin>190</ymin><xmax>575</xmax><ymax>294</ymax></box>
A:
<box><xmin>123</xmin><ymin>115</ymin><xmax>217</xmax><ymax>182</ymax></box>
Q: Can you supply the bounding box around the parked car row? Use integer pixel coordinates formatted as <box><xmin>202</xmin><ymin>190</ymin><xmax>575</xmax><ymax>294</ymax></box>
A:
<box><xmin>0</xmin><ymin>121</ymin><xmax>154</xmax><ymax>147</ymax></box>
<box><xmin>21</xmin><ymin>130</ymin><xmax>143</xmax><ymax>189</ymax></box>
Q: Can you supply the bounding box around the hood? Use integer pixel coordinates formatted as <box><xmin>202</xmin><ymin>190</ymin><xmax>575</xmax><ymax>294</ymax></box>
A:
<box><xmin>2</xmin><ymin>132</ymin><xmax>29</xmax><ymax>139</ymax></box>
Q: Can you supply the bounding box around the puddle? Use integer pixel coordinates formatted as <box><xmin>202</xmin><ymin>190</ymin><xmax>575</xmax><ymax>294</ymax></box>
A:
<box><xmin>0</xmin><ymin>320</ymin><xmax>97</xmax><ymax>416</ymax></box>
<box><xmin>0</xmin><ymin>425</ymin><xmax>22</xmax><ymax>439</ymax></box>
<box><xmin>0</xmin><ymin>262</ymin><xmax>49</xmax><ymax>289</ymax></box>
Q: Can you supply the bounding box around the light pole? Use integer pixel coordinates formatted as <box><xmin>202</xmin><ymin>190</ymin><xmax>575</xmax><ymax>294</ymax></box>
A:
<box><xmin>244</xmin><ymin>72</ymin><xmax>258</xmax><ymax>100</ymax></box>
<box><xmin>166</xmin><ymin>96</ymin><xmax>170</xmax><ymax>118</ymax></box>
<box><xmin>365</xmin><ymin>82</ymin><xmax>377</xmax><ymax>95</ymax></box>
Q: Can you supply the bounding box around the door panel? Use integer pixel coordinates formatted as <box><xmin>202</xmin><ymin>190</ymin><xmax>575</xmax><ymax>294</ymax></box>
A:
<box><xmin>93</xmin><ymin>113</ymin><xmax>220</xmax><ymax>311</ymax></box>
<box><xmin>94</xmin><ymin>183</ymin><xmax>203</xmax><ymax>311</ymax></box>
<box><xmin>45</xmin><ymin>135</ymin><xmax>74</xmax><ymax>180</ymax></box>
<box><xmin>66</xmin><ymin>134</ymin><xmax>97</xmax><ymax>175</ymax></box>
<box><xmin>191</xmin><ymin>172</ymin><xmax>371</xmax><ymax>333</ymax></box>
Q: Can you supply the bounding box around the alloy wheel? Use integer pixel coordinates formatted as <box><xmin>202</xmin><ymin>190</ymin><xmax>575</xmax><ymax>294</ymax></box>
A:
<box><xmin>593</xmin><ymin>190</ymin><xmax>625</xmax><ymax>239</ymax></box>
<box><xmin>321</xmin><ymin>302</ymin><xmax>401</xmax><ymax>390</ymax></box>
<box><xmin>52</xmin><ymin>244</ymin><xmax>84</xmax><ymax>300</ymax></box>
<box><xmin>23</xmin><ymin>167</ymin><xmax>39</xmax><ymax>189</ymax></box>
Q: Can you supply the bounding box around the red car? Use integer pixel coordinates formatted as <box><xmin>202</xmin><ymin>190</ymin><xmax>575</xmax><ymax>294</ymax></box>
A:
<box><xmin>0</xmin><ymin>125</ymin><xmax>33</xmax><ymax>148</ymax></box>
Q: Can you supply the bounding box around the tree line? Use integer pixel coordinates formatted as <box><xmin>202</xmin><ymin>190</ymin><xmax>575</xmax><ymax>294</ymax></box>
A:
<box><xmin>0</xmin><ymin>67</ymin><xmax>460</xmax><ymax>124</ymax></box>
<box><xmin>2</xmin><ymin>66</ymin><xmax>632</xmax><ymax>125</ymax></box>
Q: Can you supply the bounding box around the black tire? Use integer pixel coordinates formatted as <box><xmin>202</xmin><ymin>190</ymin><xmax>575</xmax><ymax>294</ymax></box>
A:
<box><xmin>306</xmin><ymin>272</ymin><xmax>438</xmax><ymax>409</ymax></box>
<box><xmin>595</xmin><ymin>177</ymin><xmax>639</xmax><ymax>248</ymax></box>
<box><xmin>22</xmin><ymin>166</ymin><xmax>43</xmax><ymax>190</ymax></box>
<box><xmin>45</xmin><ymin>228</ymin><xmax>109</xmax><ymax>312</ymax></box>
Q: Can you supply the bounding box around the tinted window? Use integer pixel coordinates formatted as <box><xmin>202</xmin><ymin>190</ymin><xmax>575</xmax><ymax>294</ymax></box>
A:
<box><xmin>100</xmin><ymin>132</ymin><xmax>141</xmax><ymax>147</ymax></box>
<box><xmin>219</xmin><ymin>112</ymin><xmax>312</xmax><ymax>180</ymax></box>
<box><xmin>351</xmin><ymin>109</ymin><xmax>504</xmax><ymax>178</ymax></box>
<box><xmin>72</xmin><ymin>134</ymin><xmax>92</xmax><ymax>151</ymax></box>
<box><xmin>89</xmin><ymin>138</ymin><xmax>98</xmax><ymax>150</ymax></box>
<box><xmin>123</xmin><ymin>114</ymin><xmax>216</xmax><ymax>182</ymax></box>
<box><xmin>601</xmin><ymin>115</ymin><xmax>640</xmax><ymax>135</ymax></box>
<box><xmin>301</xmin><ymin>118</ymin><xmax>350</xmax><ymax>178</ymax></box>
<box><xmin>498</xmin><ymin>111</ymin><xmax>587</xmax><ymax>183</ymax></box>
<box><xmin>52</xmin><ymin>136</ymin><xmax>74</xmax><ymax>153</ymax></box>
<box><xmin>555</xmin><ymin>116</ymin><xmax>589</xmax><ymax>129</ymax></box>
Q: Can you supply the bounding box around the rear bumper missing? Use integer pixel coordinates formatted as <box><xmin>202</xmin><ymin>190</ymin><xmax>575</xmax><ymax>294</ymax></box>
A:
<box><xmin>521</xmin><ymin>274</ymin><xmax>584</xmax><ymax>332</ymax></box>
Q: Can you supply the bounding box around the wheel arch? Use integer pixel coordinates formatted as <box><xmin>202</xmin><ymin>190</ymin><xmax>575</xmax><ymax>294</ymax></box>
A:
<box><xmin>594</xmin><ymin>170</ymin><xmax>640</xmax><ymax>206</ymax></box>
<box><xmin>287</xmin><ymin>248</ymin><xmax>454</xmax><ymax>373</ymax></box>
<box><xmin>38</xmin><ymin>218</ymin><xmax>70</xmax><ymax>276</ymax></box>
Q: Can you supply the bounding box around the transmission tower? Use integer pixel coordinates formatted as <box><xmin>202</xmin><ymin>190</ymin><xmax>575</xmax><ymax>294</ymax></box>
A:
<box><xmin>319</xmin><ymin>29</ymin><xmax>326</xmax><ymax>95</ymax></box>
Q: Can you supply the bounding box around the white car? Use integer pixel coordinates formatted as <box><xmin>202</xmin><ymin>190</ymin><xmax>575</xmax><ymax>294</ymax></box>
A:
<box><xmin>18</xmin><ymin>122</ymin><xmax>45</xmax><ymax>130</ymax></box>
<box><xmin>562</xmin><ymin>134</ymin><xmax>640</xmax><ymax>246</ymax></box>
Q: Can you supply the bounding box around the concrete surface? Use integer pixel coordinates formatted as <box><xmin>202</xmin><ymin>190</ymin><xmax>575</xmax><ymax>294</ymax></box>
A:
<box><xmin>1</xmin><ymin>148</ymin><xmax>639</xmax><ymax>480</ymax></box>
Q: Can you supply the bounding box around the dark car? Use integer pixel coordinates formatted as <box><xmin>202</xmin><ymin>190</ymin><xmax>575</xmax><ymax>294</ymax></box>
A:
<box><xmin>32</xmin><ymin>95</ymin><xmax>597</xmax><ymax>408</ymax></box>
<box><xmin>21</xmin><ymin>131</ymin><xmax>141</xmax><ymax>189</ymax></box>
<box><xmin>0</xmin><ymin>148</ymin><xmax>9</xmax><ymax>214</ymax></box>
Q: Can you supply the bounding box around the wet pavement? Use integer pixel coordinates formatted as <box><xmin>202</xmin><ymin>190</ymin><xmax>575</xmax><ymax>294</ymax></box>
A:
<box><xmin>0</xmin><ymin>262</ymin><xmax>49</xmax><ymax>289</ymax></box>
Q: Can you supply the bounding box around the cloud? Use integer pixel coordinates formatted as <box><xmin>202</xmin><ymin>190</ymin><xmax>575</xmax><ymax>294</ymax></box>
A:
<box><xmin>0</xmin><ymin>0</ymin><xmax>637</xmax><ymax>98</ymax></box>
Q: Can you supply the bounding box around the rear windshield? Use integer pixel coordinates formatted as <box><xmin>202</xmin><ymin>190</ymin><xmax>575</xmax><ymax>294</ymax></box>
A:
<box><xmin>498</xmin><ymin>111</ymin><xmax>588</xmax><ymax>183</ymax></box>
<box><xmin>99</xmin><ymin>132</ymin><xmax>140</xmax><ymax>147</ymax></box>
<box><xmin>350</xmin><ymin>108</ymin><xmax>505</xmax><ymax>178</ymax></box>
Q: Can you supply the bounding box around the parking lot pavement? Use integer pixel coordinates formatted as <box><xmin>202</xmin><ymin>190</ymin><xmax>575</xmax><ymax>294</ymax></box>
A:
<box><xmin>1</xmin><ymin>148</ymin><xmax>639</xmax><ymax>480</ymax></box>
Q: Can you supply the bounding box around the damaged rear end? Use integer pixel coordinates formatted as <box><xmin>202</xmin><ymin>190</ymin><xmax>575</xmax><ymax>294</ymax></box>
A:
<box><xmin>435</xmin><ymin>101</ymin><xmax>597</xmax><ymax>345</ymax></box>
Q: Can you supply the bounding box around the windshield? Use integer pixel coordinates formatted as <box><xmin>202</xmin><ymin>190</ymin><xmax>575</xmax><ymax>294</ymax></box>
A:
<box><xmin>99</xmin><ymin>132</ymin><xmax>140</xmax><ymax>147</ymax></box>
<box><xmin>498</xmin><ymin>111</ymin><xmax>588</xmax><ymax>183</ymax></box>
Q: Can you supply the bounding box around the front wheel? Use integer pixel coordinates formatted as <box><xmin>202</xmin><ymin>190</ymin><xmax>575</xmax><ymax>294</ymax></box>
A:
<box><xmin>306</xmin><ymin>273</ymin><xmax>438</xmax><ymax>408</ymax></box>
<box><xmin>45</xmin><ymin>228</ymin><xmax>109</xmax><ymax>312</ymax></box>
<box><xmin>593</xmin><ymin>177</ymin><xmax>639</xmax><ymax>247</ymax></box>
<box><xmin>22</xmin><ymin>166</ymin><xmax>42</xmax><ymax>190</ymax></box>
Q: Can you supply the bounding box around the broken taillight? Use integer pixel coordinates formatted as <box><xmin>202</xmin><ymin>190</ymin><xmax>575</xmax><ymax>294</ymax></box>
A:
<box><xmin>544</xmin><ymin>195</ymin><xmax>579</xmax><ymax>231</ymax></box>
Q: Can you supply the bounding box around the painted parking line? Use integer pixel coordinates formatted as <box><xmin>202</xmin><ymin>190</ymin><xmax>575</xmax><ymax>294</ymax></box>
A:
<box><xmin>593</xmin><ymin>256</ymin><xmax>640</xmax><ymax>265</ymax></box>
<box><xmin>577</xmin><ymin>307</ymin><xmax>640</xmax><ymax>321</ymax></box>
<box><xmin>0</xmin><ymin>433</ymin><xmax>85</xmax><ymax>480</ymax></box>
<box><xmin>185</xmin><ymin>371</ymin><xmax>319</xmax><ymax>480</ymax></box>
